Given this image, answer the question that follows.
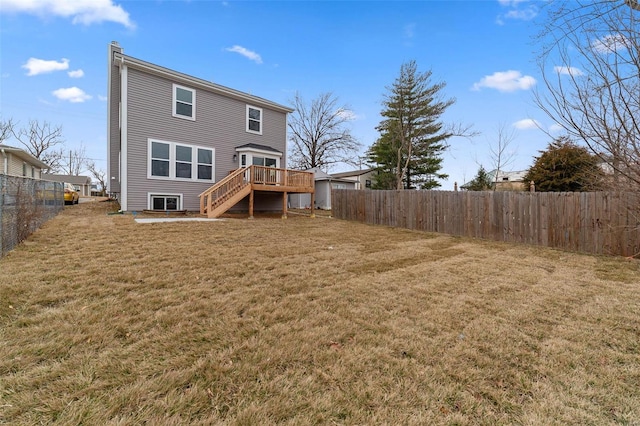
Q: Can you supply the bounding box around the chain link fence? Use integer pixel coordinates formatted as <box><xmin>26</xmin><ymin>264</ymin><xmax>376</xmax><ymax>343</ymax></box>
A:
<box><xmin>0</xmin><ymin>175</ymin><xmax>64</xmax><ymax>257</ymax></box>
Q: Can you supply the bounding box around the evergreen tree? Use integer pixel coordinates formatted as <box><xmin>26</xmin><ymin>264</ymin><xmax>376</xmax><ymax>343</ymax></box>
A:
<box><xmin>368</xmin><ymin>61</ymin><xmax>454</xmax><ymax>190</ymax></box>
<box><xmin>523</xmin><ymin>137</ymin><xmax>604</xmax><ymax>192</ymax></box>
<box><xmin>464</xmin><ymin>166</ymin><xmax>493</xmax><ymax>191</ymax></box>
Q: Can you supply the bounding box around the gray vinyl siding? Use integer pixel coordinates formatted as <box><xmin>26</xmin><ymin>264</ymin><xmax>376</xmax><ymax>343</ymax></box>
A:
<box><xmin>108</xmin><ymin>44</ymin><xmax>122</xmax><ymax>194</ymax></box>
<box><xmin>124</xmin><ymin>68</ymin><xmax>288</xmax><ymax>211</ymax></box>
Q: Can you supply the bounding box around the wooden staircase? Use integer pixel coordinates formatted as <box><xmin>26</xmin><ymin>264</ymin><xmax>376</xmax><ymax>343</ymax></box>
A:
<box><xmin>199</xmin><ymin>166</ymin><xmax>315</xmax><ymax>218</ymax></box>
<box><xmin>199</xmin><ymin>168</ymin><xmax>251</xmax><ymax>218</ymax></box>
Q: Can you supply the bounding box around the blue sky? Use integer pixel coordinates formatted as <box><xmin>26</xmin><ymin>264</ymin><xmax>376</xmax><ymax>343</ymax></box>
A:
<box><xmin>0</xmin><ymin>0</ymin><xmax>560</xmax><ymax>189</ymax></box>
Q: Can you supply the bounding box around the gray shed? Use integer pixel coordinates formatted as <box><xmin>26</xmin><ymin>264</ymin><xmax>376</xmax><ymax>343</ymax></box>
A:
<box><xmin>289</xmin><ymin>167</ymin><xmax>356</xmax><ymax>210</ymax></box>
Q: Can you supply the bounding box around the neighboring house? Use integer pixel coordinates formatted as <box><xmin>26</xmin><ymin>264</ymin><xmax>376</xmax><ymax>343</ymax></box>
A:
<box><xmin>0</xmin><ymin>144</ymin><xmax>49</xmax><ymax>178</ymax></box>
<box><xmin>492</xmin><ymin>170</ymin><xmax>527</xmax><ymax>191</ymax></box>
<box><xmin>289</xmin><ymin>168</ymin><xmax>356</xmax><ymax>210</ymax></box>
<box><xmin>108</xmin><ymin>42</ymin><xmax>310</xmax><ymax>213</ymax></box>
<box><xmin>461</xmin><ymin>170</ymin><xmax>528</xmax><ymax>191</ymax></box>
<box><xmin>330</xmin><ymin>168</ymin><xmax>375</xmax><ymax>190</ymax></box>
<box><xmin>91</xmin><ymin>184</ymin><xmax>102</xmax><ymax>196</ymax></box>
<box><xmin>44</xmin><ymin>174</ymin><xmax>93</xmax><ymax>196</ymax></box>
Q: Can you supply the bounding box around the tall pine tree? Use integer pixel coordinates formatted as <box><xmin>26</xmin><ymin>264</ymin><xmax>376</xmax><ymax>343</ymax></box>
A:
<box><xmin>368</xmin><ymin>61</ymin><xmax>455</xmax><ymax>190</ymax></box>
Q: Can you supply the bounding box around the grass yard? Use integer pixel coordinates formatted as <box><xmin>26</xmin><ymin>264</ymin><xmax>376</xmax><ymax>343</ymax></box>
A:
<box><xmin>1</xmin><ymin>200</ymin><xmax>640</xmax><ymax>425</ymax></box>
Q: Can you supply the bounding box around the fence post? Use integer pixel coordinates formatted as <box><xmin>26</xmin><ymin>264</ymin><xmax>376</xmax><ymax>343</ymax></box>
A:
<box><xmin>529</xmin><ymin>181</ymin><xmax>535</xmax><ymax>193</ymax></box>
<box><xmin>0</xmin><ymin>175</ymin><xmax>4</xmax><ymax>256</ymax></box>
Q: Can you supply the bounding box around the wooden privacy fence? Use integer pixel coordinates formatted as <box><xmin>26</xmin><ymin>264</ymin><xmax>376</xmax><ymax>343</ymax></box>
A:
<box><xmin>332</xmin><ymin>190</ymin><xmax>640</xmax><ymax>257</ymax></box>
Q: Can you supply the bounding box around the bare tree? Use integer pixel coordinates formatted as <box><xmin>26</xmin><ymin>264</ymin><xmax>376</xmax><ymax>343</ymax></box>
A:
<box><xmin>87</xmin><ymin>161</ymin><xmax>107</xmax><ymax>195</ymax></box>
<box><xmin>534</xmin><ymin>0</ymin><xmax>640</xmax><ymax>190</ymax></box>
<box><xmin>0</xmin><ymin>118</ymin><xmax>15</xmax><ymax>144</ymax></box>
<box><xmin>61</xmin><ymin>144</ymin><xmax>88</xmax><ymax>176</ymax></box>
<box><xmin>12</xmin><ymin>120</ymin><xmax>65</xmax><ymax>171</ymax></box>
<box><xmin>287</xmin><ymin>92</ymin><xmax>360</xmax><ymax>171</ymax></box>
<box><xmin>488</xmin><ymin>123</ymin><xmax>518</xmax><ymax>190</ymax></box>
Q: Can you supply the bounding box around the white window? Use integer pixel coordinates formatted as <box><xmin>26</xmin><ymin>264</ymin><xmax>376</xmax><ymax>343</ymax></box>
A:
<box><xmin>173</xmin><ymin>84</ymin><xmax>195</xmax><ymax>120</ymax></box>
<box><xmin>252</xmin><ymin>156</ymin><xmax>277</xmax><ymax>167</ymax></box>
<box><xmin>149</xmin><ymin>193</ymin><xmax>182</xmax><ymax>211</ymax></box>
<box><xmin>235</xmin><ymin>149</ymin><xmax>282</xmax><ymax>169</ymax></box>
<box><xmin>246</xmin><ymin>105</ymin><xmax>262</xmax><ymax>135</ymax></box>
<box><xmin>175</xmin><ymin>145</ymin><xmax>192</xmax><ymax>179</ymax></box>
<box><xmin>151</xmin><ymin>141</ymin><xmax>170</xmax><ymax>177</ymax></box>
<box><xmin>197</xmin><ymin>148</ymin><xmax>213</xmax><ymax>180</ymax></box>
<box><xmin>148</xmin><ymin>139</ymin><xmax>214</xmax><ymax>182</ymax></box>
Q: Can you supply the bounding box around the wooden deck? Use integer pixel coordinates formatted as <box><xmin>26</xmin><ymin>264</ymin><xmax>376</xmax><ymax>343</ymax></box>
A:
<box><xmin>199</xmin><ymin>165</ymin><xmax>315</xmax><ymax>218</ymax></box>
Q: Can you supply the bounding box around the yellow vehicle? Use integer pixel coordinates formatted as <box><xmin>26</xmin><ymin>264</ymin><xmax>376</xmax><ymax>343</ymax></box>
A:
<box><xmin>64</xmin><ymin>182</ymin><xmax>79</xmax><ymax>205</ymax></box>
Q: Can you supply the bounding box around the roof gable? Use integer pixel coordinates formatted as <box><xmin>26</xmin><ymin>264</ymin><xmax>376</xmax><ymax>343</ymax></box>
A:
<box><xmin>114</xmin><ymin>51</ymin><xmax>294</xmax><ymax>114</ymax></box>
<box><xmin>0</xmin><ymin>144</ymin><xmax>50</xmax><ymax>170</ymax></box>
<box><xmin>45</xmin><ymin>174</ymin><xmax>92</xmax><ymax>185</ymax></box>
<box><xmin>331</xmin><ymin>168</ymin><xmax>373</xmax><ymax>178</ymax></box>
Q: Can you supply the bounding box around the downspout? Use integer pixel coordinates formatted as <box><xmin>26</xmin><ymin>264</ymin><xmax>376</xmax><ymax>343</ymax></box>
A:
<box><xmin>1</xmin><ymin>149</ymin><xmax>7</xmax><ymax>175</ymax></box>
<box><xmin>327</xmin><ymin>176</ymin><xmax>331</xmax><ymax>210</ymax></box>
<box><xmin>120</xmin><ymin>59</ymin><xmax>128</xmax><ymax>211</ymax></box>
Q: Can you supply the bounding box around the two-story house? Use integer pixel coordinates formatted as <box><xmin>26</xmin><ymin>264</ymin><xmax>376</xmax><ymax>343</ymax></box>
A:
<box><xmin>107</xmin><ymin>42</ymin><xmax>313</xmax><ymax>216</ymax></box>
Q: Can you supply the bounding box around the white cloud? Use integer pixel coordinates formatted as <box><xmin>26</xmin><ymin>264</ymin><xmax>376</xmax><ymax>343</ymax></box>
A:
<box><xmin>513</xmin><ymin>118</ymin><xmax>540</xmax><ymax>130</ymax></box>
<box><xmin>496</xmin><ymin>0</ymin><xmax>538</xmax><ymax>25</ymax></box>
<box><xmin>336</xmin><ymin>108</ymin><xmax>361</xmax><ymax>121</ymax></box>
<box><xmin>225</xmin><ymin>45</ymin><xmax>263</xmax><ymax>64</ymax></box>
<box><xmin>554</xmin><ymin>66</ymin><xmax>584</xmax><ymax>77</ymax></box>
<box><xmin>549</xmin><ymin>123</ymin><xmax>564</xmax><ymax>134</ymax></box>
<box><xmin>504</xmin><ymin>8</ymin><xmax>537</xmax><ymax>21</ymax></box>
<box><xmin>592</xmin><ymin>34</ymin><xmax>628</xmax><ymax>53</ymax></box>
<box><xmin>472</xmin><ymin>70</ymin><xmax>536</xmax><ymax>92</ymax></box>
<box><xmin>404</xmin><ymin>23</ymin><xmax>416</xmax><ymax>39</ymax></box>
<box><xmin>22</xmin><ymin>57</ymin><xmax>69</xmax><ymax>76</ymax></box>
<box><xmin>68</xmin><ymin>69</ymin><xmax>84</xmax><ymax>78</ymax></box>
<box><xmin>497</xmin><ymin>0</ymin><xmax>527</xmax><ymax>5</ymax></box>
<box><xmin>52</xmin><ymin>87</ymin><xmax>92</xmax><ymax>103</ymax></box>
<box><xmin>1</xmin><ymin>0</ymin><xmax>134</xmax><ymax>28</ymax></box>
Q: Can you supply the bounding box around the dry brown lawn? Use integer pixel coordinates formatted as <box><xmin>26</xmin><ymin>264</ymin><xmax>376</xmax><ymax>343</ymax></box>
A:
<box><xmin>1</xmin><ymin>200</ymin><xmax>640</xmax><ymax>425</ymax></box>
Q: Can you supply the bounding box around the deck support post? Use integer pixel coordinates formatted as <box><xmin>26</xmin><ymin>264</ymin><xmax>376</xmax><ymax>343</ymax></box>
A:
<box><xmin>282</xmin><ymin>192</ymin><xmax>288</xmax><ymax>219</ymax></box>
<box><xmin>248</xmin><ymin>188</ymin><xmax>254</xmax><ymax>219</ymax></box>
<box><xmin>310</xmin><ymin>190</ymin><xmax>316</xmax><ymax>218</ymax></box>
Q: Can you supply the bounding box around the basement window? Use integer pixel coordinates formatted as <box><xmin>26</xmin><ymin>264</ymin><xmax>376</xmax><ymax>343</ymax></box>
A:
<box><xmin>149</xmin><ymin>194</ymin><xmax>181</xmax><ymax>211</ymax></box>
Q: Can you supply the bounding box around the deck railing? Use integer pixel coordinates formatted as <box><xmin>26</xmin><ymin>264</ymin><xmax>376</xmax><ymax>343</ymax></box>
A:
<box><xmin>251</xmin><ymin>165</ymin><xmax>314</xmax><ymax>188</ymax></box>
<box><xmin>199</xmin><ymin>166</ymin><xmax>314</xmax><ymax>216</ymax></box>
